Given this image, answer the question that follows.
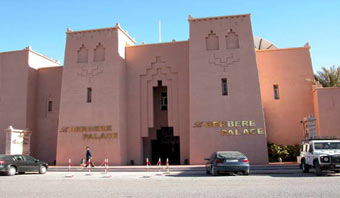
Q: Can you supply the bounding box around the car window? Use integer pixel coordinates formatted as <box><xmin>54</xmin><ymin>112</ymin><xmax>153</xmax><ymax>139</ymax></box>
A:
<box><xmin>309</xmin><ymin>144</ymin><xmax>314</xmax><ymax>153</ymax></box>
<box><xmin>13</xmin><ymin>156</ymin><xmax>24</xmax><ymax>161</ymax></box>
<box><xmin>0</xmin><ymin>155</ymin><xmax>13</xmax><ymax>161</ymax></box>
<box><xmin>217</xmin><ymin>152</ymin><xmax>244</xmax><ymax>158</ymax></box>
<box><xmin>24</xmin><ymin>156</ymin><xmax>36</xmax><ymax>162</ymax></box>
<box><xmin>315</xmin><ymin>142</ymin><xmax>340</xmax><ymax>150</ymax></box>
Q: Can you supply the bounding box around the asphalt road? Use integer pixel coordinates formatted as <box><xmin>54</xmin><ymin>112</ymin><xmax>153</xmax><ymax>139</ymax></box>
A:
<box><xmin>1</xmin><ymin>171</ymin><xmax>340</xmax><ymax>198</ymax></box>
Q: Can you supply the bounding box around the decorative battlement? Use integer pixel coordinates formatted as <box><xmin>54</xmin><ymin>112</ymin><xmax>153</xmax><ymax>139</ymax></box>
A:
<box><xmin>25</xmin><ymin>46</ymin><xmax>61</xmax><ymax>65</ymax></box>
<box><xmin>188</xmin><ymin>13</ymin><xmax>250</xmax><ymax>22</ymax></box>
<box><xmin>66</xmin><ymin>23</ymin><xmax>136</xmax><ymax>43</ymax></box>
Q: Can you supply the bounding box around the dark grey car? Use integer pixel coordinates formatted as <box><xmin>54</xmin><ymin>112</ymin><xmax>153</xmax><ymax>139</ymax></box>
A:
<box><xmin>0</xmin><ymin>154</ymin><xmax>48</xmax><ymax>176</ymax></box>
<box><xmin>205</xmin><ymin>151</ymin><xmax>250</xmax><ymax>176</ymax></box>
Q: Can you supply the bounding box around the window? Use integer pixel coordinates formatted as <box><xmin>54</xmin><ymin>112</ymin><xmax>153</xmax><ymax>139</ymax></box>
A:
<box><xmin>226</xmin><ymin>29</ymin><xmax>239</xmax><ymax>49</ymax></box>
<box><xmin>160</xmin><ymin>92</ymin><xmax>168</xmax><ymax>111</ymax></box>
<box><xmin>87</xmin><ymin>88</ymin><xmax>92</xmax><ymax>103</ymax></box>
<box><xmin>48</xmin><ymin>100</ymin><xmax>53</xmax><ymax>112</ymax></box>
<box><xmin>206</xmin><ymin>30</ymin><xmax>219</xmax><ymax>50</ymax></box>
<box><xmin>77</xmin><ymin>44</ymin><xmax>88</xmax><ymax>63</ymax></box>
<box><xmin>308</xmin><ymin>144</ymin><xmax>314</xmax><ymax>153</ymax></box>
<box><xmin>93</xmin><ymin>43</ymin><xmax>105</xmax><ymax>62</ymax></box>
<box><xmin>221</xmin><ymin>78</ymin><xmax>228</xmax><ymax>96</ymax></box>
<box><xmin>13</xmin><ymin>156</ymin><xmax>24</xmax><ymax>161</ymax></box>
<box><xmin>273</xmin><ymin>84</ymin><xmax>280</xmax><ymax>99</ymax></box>
<box><xmin>24</xmin><ymin>156</ymin><xmax>36</xmax><ymax>162</ymax></box>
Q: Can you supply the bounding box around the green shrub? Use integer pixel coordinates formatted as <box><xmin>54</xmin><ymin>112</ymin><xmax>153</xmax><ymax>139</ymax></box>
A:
<box><xmin>267</xmin><ymin>143</ymin><xmax>300</xmax><ymax>162</ymax></box>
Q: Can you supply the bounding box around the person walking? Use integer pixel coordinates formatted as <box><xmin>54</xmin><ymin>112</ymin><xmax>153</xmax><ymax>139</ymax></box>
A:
<box><xmin>85</xmin><ymin>146</ymin><xmax>95</xmax><ymax>167</ymax></box>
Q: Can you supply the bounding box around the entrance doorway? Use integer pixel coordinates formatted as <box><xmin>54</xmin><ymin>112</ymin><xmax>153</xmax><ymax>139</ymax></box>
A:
<box><xmin>142</xmin><ymin>80</ymin><xmax>181</xmax><ymax>165</ymax></box>
<box><xmin>151</xmin><ymin>127</ymin><xmax>180</xmax><ymax>165</ymax></box>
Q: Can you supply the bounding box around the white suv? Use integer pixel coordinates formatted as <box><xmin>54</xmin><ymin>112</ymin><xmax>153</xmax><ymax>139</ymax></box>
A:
<box><xmin>299</xmin><ymin>138</ymin><xmax>340</xmax><ymax>176</ymax></box>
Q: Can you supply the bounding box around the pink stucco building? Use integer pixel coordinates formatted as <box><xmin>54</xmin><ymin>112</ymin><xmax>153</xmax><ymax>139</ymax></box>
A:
<box><xmin>1</xmin><ymin>14</ymin><xmax>339</xmax><ymax>165</ymax></box>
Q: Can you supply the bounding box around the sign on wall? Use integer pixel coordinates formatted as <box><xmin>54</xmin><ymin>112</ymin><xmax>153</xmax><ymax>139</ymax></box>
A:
<box><xmin>59</xmin><ymin>125</ymin><xmax>118</xmax><ymax>140</ymax></box>
<box><xmin>193</xmin><ymin>120</ymin><xmax>265</xmax><ymax>136</ymax></box>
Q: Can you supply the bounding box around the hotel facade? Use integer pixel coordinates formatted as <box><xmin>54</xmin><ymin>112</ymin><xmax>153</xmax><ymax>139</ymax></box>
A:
<box><xmin>1</xmin><ymin>14</ymin><xmax>339</xmax><ymax>165</ymax></box>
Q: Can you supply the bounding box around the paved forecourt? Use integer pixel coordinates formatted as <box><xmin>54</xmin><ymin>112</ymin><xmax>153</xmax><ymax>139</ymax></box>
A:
<box><xmin>1</xmin><ymin>171</ymin><xmax>340</xmax><ymax>198</ymax></box>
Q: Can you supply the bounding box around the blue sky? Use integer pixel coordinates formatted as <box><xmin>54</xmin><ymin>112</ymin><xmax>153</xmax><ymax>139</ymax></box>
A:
<box><xmin>1</xmin><ymin>0</ymin><xmax>339</xmax><ymax>72</ymax></box>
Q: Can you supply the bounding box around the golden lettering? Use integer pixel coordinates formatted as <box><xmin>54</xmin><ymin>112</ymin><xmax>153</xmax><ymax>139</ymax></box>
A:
<box><xmin>205</xmin><ymin>121</ymin><xmax>213</xmax><ymax>128</ymax></box>
<box><xmin>219</xmin><ymin>121</ymin><xmax>227</xmax><ymax>127</ymax></box>
<box><xmin>243</xmin><ymin>129</ymin><xmax>250</xmax><ymax>135</ymax></box>
<box><xmin>227</xmin><ymin>130</ymin><xmax>234</xmax><ymax>135</ymax></box>
<box><xmin>221</xmin><ymin>130</ymin><xmax>227</xmax><ymax>136</ymax></box>
<box><xmin>106</xmin><ymin>125</ymin><xmax>112</xmax><ymax>131</ymax></box>
<box><xmin>249</xmin><ymin>120</ymin><xmax>256</xmax><ymax>127</ymax></box>
<box><xmin>212</xmin><ymin>121</ymin><xmax>220</xmax><ymax>127</ymax></box>
<box><xmin>234</xmin><ymin>129</ymin><xmax>241</xmax><ymax>135</ymax></box>
<box><xmin>242</xmin><ymin>121</ymin><xmax>249</xmax><ymax>127</ymax></box>
<box><xmin>227</xmin><ymin>121</ymin><xmax>234</xmax><ymax>127</ymax></box>
<box><xmin>250</xmin><ymin>129</ymin><xmax>256</xmax><ymax>135</ymax></box>
<box><xmin>60</xmin><ymin>127</ymin><xmax>68</xmax><ymax>132</ymax></box>
<box><xmin>257</xmin><ymin>128</ymin><xmax>265</xmax><ymax>135</ymax></box>
<box><xmin>235</xmin><ymin>121</ymin><xmax>241</xmax><ymax>127</ymax></box>
<box><xmin>193</xmin><ymin>121</ymin><xmax>204</xmax><ymax>128</ymax></box>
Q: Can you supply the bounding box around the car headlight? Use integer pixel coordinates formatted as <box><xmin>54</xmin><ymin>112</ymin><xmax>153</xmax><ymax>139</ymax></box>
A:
<box><xmin>321</xmin><ymin>156</ymin><xmax>329</xmax><ymax>162</ymax></box>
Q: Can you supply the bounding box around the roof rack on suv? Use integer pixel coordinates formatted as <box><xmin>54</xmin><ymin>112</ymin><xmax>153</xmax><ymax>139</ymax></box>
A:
<box><xmin>304</xmin><ymin>136</ymin><xmax>339</xmax><ymax>141</ymax></box>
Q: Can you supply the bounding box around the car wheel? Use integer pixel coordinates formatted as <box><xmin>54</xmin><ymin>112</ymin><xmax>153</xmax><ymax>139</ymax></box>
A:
<box><xmin>243</xmin><ymin>170</ymin><xmax>249</xmax><ymax>175</ymax></box>
<box><xmin>211</xmin><ymin>167</ymin><xmax>218</xmax><ymax>176</ymax></box>
<box><xmin>302</xmin><ymin>160</ymin><xmax>309</xmax><ymax>173</ymax></box>
<box><xmin>314</xmin><ymin>161</ymin><xmax>323</xmax><ymax>176</ymax></box>
<box><xmin>39</xmin><ymin>166</ymin><xmax>47</xmax><ymax>174</ymax></box>
<box><xmin>7</xmin><ymin>166</ymin><xmax>16</xmax><ymax>176</ymax></box>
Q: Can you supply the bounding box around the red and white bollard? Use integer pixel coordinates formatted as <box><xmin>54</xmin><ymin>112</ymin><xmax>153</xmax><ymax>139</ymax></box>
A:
<box><xmin>104</xmin><ymin>158</ymin><xmax>109</xmax><ymax>174</ymax></box>
<box><xmin>86</xmin><ymin>159</ymin><xmax>92</xmax><ymax>175</ymax></box>
<box><xmin>156</xmin><ymin>158</ymin><xmax>162</xmax><ymax>175</ymax></box>
<box><xmin>166</xmin><ymin>158</ymin><xmax>170</xmax><ymax>174</ymax></box>
<box><xmin>102</xmin><ymin>158</ymin><xmax>112</xmax><ymax>178</ymax></box>
<box><xmin>66</xmin><ymin>159</ymin><xmax>74</xmax><ymax>177</ymax></box>
<box><xmin>146</xmin><ymin>158</ymin><xmax>151</xmax><ymax>172</ymax></box>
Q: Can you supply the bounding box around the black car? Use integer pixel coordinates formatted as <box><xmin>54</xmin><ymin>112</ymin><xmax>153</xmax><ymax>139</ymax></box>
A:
<box><xmin>205</xmin><ymin>151</ymin><xmax>250</xmax><ymax>176</ymax></box>
<box><xmin>0</xmin><ymin>154</ymin><xmax>48</xmax><ymax>176</ymax></box>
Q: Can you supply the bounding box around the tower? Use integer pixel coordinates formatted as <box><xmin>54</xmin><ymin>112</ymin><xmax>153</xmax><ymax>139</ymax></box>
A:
<box><xmin>188</xmin><ymin>14</ymin><xmax>268</xmax><ymax>164</ymax></box>
<box><xmin>56</xmin><ymin>25</ymin><xmax>135</xmax><ymax>165</ymax></box>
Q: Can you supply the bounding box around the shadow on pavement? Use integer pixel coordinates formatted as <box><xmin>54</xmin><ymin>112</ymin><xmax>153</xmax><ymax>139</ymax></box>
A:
<box><xmin>165</xmin><ymin>170</ymin><xmax>340</xmax><ymax>178</ymax></box>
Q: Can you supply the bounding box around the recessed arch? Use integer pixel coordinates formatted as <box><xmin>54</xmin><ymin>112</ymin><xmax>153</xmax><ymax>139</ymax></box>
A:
<box><xmin>206</xmin><ymin>30</ymin><xmax>219</xmax><ymax>50</ymax></box>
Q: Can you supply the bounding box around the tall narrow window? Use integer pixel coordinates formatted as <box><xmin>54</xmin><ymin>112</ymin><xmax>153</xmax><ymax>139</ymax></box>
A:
<box><xmin>160</xmin><ymin>92</ymin><xmax>168</xmax><ymax>111</ymax></box>
<box><xmin>273</xmin><ymin>84</ymin><xmax>280</xmax><ymax>99</ymax></box>
<box><xmin>206</xmin><ymin>30</ymin><xmax>219</xmax><ymax>50</ymax></box>
<box><xmin>77</xmin><ymin>44</ymin><xmax>88</xmax><ymax>63</ymax></box>
<box><xmin>221</xmin><ymin>78</ymin><xmax>228</xmax><ymax>96</ymax></box>
<box><xmin>93</xmin><ymin>43</ymin><xmax>105</xmax><ymax>62</ymax></box>
<box><xmin>87</xmin><ymin>88</ymin><xmax>92</xmax><ymax>103</ymax></box>
<box><xmin>48</xmin><ymin>100</ymin><xmax>53</xmax><ymax>112</ymax></box>
<box><xmin>226</xmin><ymin>29</ymin><xmax>239</xmax><ymax>49</ymax></box>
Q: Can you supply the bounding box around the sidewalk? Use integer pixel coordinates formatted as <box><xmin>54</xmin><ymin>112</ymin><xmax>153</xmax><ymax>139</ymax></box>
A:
<box><xmin>48</xmin><ymin>162</ymin><xmax>301</xmax><ymax>174</ymax></box>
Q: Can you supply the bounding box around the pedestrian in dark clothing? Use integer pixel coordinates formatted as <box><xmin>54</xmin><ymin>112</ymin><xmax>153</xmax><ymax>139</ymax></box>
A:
<box><xmin>85</xmin><ymin>146</ymin><xmax>95</xmax><ymax>167</ymax></box>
